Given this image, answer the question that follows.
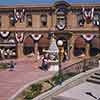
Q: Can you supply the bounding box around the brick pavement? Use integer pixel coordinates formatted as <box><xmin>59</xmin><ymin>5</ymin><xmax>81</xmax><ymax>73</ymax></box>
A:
<box><xmin>0</xmin><ymin>57</ymin><xmax>85</xmax><ymax>100</ymax></box>
<box><xmin>0</xmin><ymin>58</ymin><xmax>55</xmax><ymax>100</ymax></box>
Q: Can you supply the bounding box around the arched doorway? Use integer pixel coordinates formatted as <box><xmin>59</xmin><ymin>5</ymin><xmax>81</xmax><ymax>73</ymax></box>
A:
<box><xmin>74</xmin><ymin>36</ymin><xmax>86</xmax><ymax>57</ymax></box>
<box><xmin>23</xmin><ymin>35</ymin><xmax>34</xmax><ymax>55</ymax></box>
<box><xmin>90</xmin><ymin>36</ymin><xmax>100</xmax><ymax>56</ymax></box>
<box><xmin>38</xmin><ymin>34</ymin><xmax>49</xmax><ymax>55</ymax></box>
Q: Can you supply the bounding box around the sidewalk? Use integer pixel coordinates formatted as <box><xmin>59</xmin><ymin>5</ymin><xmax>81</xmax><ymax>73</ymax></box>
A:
<box><xmin>0</xmin><ymin>57</ymin><xmax>87</xmax><ymax>100</ymax></box>
<box><xmin>0</xmin><ymin>58</ymin><xmax>55</xmax><ymax>100</ymax></box>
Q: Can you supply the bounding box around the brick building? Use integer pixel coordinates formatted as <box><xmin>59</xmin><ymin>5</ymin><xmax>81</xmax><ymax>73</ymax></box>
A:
<box><xmin>0</xmin><ymin>0</ymin><xmax>100</xmax><ymax>60</ymax></box>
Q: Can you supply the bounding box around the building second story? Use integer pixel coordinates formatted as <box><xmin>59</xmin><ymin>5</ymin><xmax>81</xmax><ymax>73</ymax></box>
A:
<box><xmin>0</xmin><ymin>0</ymin><xmax>100</xmax><ymax>32</ymax></box>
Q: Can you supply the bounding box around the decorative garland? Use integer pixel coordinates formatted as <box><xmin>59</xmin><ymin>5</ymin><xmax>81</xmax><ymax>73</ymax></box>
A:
<box><xmin>0</xmin><ymin>32</ymin><xmax>10</xmax><ymax>38</ymax></box>
<box><xmin>14</xmin><ymin>9</ymin><xmax>25</xmax><ymax>22</ymax></box>
<box><xmin>56</xmin><ymin>22</ymin><xmax>65</xmax><ymax>30</ymax></box>
<box><xmin>31</xmin><ymin>34</ymin><xmax>42</xmax><ymax>41</ymax></box>
<box><xmin>15</xmin><ymin>32</ymin><xmax>24</xmax><ymax>43</ymax></box>
<box><xmin>8</xmin><ymin>39</ymin><xmax>15</xmax><ymax>43</ymax></box>
<box><xmin>82</xmin><ymin>34</ymin><xmax>95</xmax><ymax>42</ymax></box>
<box><xmin>82</xmin><ymin>8</ymin><xmax>94</xmax><ymax>23</ymax></box>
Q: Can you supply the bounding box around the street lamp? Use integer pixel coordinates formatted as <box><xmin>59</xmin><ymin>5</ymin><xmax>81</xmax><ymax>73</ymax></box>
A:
<box><xmin>57</xmin><ymin>40</ymin><xmax>64</xmax><ymax>84</ymax></box>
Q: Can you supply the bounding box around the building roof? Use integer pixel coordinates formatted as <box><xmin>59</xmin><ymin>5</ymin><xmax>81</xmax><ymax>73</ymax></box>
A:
<box><xmin>0</xmin><ymin>0</ymin><xmax>100</xmax><ymax>6</ymax></box>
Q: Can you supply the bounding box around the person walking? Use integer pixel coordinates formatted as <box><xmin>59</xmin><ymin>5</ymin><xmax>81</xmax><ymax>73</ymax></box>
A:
<box><xmin>9</xmin><ymin>60</ymin><xmax>16</xmax><ymax>71</ymax></box>
<box><xmin>41</xmin><ymin>53</ymin><xmax>49</xmax><ymax>71</ymax></box>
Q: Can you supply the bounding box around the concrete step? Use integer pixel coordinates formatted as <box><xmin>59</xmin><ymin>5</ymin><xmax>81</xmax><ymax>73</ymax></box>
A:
<box><xmin>87</xmin><ymin>78</ymin><xmax>100</xmax><ymax>84</ymax></box>
<box><xmin>91</xmin><ymin>74</ymin><xmax>100</xmax><ymax>80</ymax></box>
<box><xmin>94</xmin><ymin>72</ymin><xmax>100</xmax><ymax>76</ymax></box>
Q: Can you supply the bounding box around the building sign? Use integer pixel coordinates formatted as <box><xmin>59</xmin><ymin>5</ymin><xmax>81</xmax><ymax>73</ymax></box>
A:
<box><xmin>56</xmin><ymin>7</ymin><xmax>66</xmax><ymax>30</ymax></box>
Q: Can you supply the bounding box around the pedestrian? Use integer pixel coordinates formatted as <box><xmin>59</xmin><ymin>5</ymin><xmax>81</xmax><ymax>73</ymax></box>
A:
<box><xmin>41</xmin><ymin>53</ymin><xmax>49</xmax><ymax>70</ymax></box>
<box><xmin>63</xmin><ymin>51</ymin><xmax>69</xmax><ymax>62</ymax></box>
<box><xmin>9</xmin><ymin>60</ymin><xmax>16</xmax><ymax>71</ymax></box>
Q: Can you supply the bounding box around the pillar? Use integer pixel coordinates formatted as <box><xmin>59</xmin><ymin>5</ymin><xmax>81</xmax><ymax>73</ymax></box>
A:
<box><xmin>34</xmin><ymin>41</ymin><xmax>40</xmax><ymax>60</ymax></box>
<box><xmin>85</xmin><ymin>43</ymin><xmax>90</xmax><ymax>58</ymax></box>
<box><xmin>69</xmin><ymin>35</ymin><xmax>77</xmax><ymax>59</ymax></box>
<box><xmin>17</xmin><ymin>43</ymin><xmax>24</xmax><ymax>58</ymax></box>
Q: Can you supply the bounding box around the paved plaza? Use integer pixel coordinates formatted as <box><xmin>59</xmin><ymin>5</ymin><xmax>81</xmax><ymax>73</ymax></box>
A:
<box><xmin>0</xmin><ymin>57</ymin><xmax>99</xmax><ymax>100</ymax></box>
<box><xmin>0</xmin><ymin>58</ymin><xmax>55</xmax><ymax>100</ymax></box>
<box><xmin>54</xmin><ymin>82</ymin><xmax>100</xmax><ymax>100</ymax></box>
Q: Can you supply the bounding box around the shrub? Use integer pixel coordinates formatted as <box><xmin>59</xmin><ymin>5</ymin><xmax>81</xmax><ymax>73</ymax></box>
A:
<box><xmin>0</xmin><ymin>63</ymin><xmax>8</xmax><ymax>69</ymax></box>
<box><xmin>52</xmin><ymin>73</ymin><xmax>64</xmax><ymax>85</ymax></box>
<box><xmin>31</xmin><ymin>83</ymin><xmax>42</xmax><ymax>92</ymax></box>
<box><xmin>24</xmin><ymin>91</ymin><xmax>33</xmax><ymax>100</ymax></box>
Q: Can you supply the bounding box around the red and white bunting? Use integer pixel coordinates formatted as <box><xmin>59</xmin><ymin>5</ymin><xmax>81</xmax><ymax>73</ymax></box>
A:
<box><xmin>31</xmin><ymin>34</ymin><xmax>42</xmax><ymax>41</ymax></box>
<box><xmin>14</xmin><ymin>8</ymin><xmax>25</xmax><ymax>22</ymax></box>
<box><xmin>15</xmin><ymin>32</ymin><xmax>24</xmax><ymax>43</ymax></box>
<box><xmin>0</xmin><ymin>32</ymin><xmax>10</xmax><ymax>38</ymax></box>
<box><xmin>56</xmin><ymin>23</ymin><xmax>65</xmax><ymax>30</ymax></box>
<box><xmin>82</xmin><ymin>8</ymin><xmax>94</xmax><ymax>21</ymax></box>
<box><xmin>82</xmin><ymin>34</ymin><xmax>95</xmax><ymax>41</ymax></box>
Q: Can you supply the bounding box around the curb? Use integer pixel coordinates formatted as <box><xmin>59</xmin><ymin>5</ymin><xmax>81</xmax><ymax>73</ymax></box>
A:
<box><xmin>33</xmin><ymin>67</ymin><xmax>100</xmax><ymax>100</ymax></box>
<box><xmin>8</xmin><ymin>73</ymin><xmax>55</xmax><ymax>100</ymax></box>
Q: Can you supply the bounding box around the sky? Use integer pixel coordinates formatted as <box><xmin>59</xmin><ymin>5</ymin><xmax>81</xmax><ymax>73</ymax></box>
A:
<box><xmin>0</xmin><ymin>0</ymin><xmax>100</xmax><ymax>5</ymax></box>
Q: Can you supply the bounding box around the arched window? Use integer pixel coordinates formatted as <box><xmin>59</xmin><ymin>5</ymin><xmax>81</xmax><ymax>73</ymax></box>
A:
<box><xmin>74</xmin><ymin>36</ymin><xmax>86</xmax><ymax>57</ymax></box>
<box><xmin>26</xmin><ymin>14</ymin><xmax>32</xmax><ymax>27</ymax></box>
<box><xmin>93</xmin><ymin>13</ymin><xmax>100</xmax><ymax>27</ymax></box>
<box><xmin>9</xmin><ymin>14</ymin><xmax>16</xmax><ymax>27</ymax></box>
<box><xmin>23</xmin><ymin>36</ymin><xmax>34</xmax><ymax>55</ymax></box>
<box><xmin>40</xmin><ymin>14</ymin><xmax>47</xmax><ymax>27</ymax></box>
<box><xmin>90</xmin><ymin>36</ymin><xmax>100</xmax><ymax>56</ymax></box>
<box><xmin>77</xmin><ymin>13</ymin><xmax>85</xmax><ymax>27</ymax></box>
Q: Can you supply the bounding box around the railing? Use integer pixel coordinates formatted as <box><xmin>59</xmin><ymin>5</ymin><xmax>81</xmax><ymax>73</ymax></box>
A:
<box><xmin>62</xmin><ymin>55</ymin><xmax>100</xmax><ymax>75</ymax></box>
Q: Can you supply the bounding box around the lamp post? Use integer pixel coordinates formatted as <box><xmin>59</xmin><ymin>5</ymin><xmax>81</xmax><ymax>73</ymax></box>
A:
<box><xmin>57</xmin><ymin>40</ymin><xmax>63</xmax><ymax>84</ymax></box>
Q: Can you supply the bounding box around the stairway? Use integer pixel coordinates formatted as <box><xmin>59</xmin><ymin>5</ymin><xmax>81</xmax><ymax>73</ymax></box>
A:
<box><xmin>87</xmin><ymin>72</ymin><xmax>100</xmax><ymax>84</ymax></box>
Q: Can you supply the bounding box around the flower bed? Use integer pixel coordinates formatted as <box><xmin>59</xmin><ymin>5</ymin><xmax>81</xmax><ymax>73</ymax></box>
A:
<box><xmin>15</xmin><ymin>72</ymin><xmax>77</xmax><ymax>100</ymax></box>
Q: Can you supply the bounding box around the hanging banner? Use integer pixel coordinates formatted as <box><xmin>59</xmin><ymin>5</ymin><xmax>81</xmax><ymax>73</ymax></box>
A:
<box><xmin>14</xmin><ymin>9</ymin><xmax>25</xmax><ymax>22</ymax></box>
<box><xmin>56</xmin><ymin>22</ymin><xmax>65</xmax><ymax>30</ymax></box>
<box><xmin>0</xmin><ymin>32</ymin><xmax>10</xmax><ymax>38</ymax></box>
<box><xmin>15</xmin><ymin>32</ymin><xmax>24</xmax><ymax>43</ymax></box>
<box><xmin>82</xmin><ymin>8</ymin><xmax>94</xmax><ymax>23</ymax></box>
<box><xmin>31</xmin><ymin>34</ymin><xmax>42</xmax><ymax>41</ymax></box>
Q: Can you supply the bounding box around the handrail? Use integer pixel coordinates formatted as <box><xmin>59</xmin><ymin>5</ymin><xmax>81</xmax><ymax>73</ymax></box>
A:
<box><xmin>62</xmin><ymin>55</ymin><xmax>100</xmax><ymax>75</ymax></box>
